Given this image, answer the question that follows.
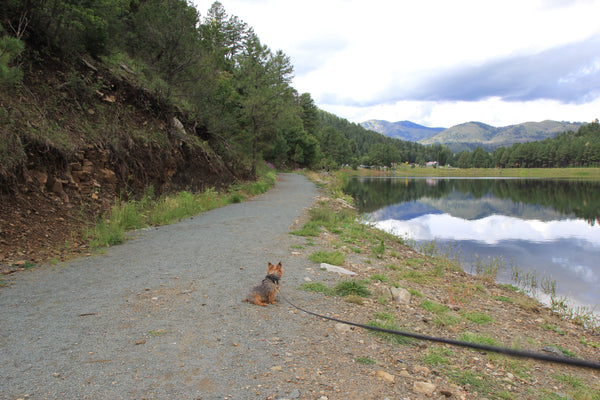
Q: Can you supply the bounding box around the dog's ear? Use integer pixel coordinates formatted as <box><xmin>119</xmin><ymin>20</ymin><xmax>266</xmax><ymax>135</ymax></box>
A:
<box><xmin>268</xmin><ymin>262</ymin><xmax>274</xmax><ymax>268</ymax></box>
<box><xmin>277</xmin><ymin>261</ymin><xmax>282</xmax><ymax>267</ymax></box>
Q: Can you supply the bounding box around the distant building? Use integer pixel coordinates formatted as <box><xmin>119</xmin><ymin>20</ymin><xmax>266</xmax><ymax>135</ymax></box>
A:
<box><xmin>425</xmin><ymin>161</ymin><xmax>438</xmax><ymax>167</ymax></box>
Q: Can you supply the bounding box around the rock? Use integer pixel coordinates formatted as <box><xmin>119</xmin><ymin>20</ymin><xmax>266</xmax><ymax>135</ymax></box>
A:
<box><xmin>82</xmin><ymin>160</ymin><xmax>94</xmax><ymax>174</ymax></box>
<box><xmin>413</xmin><ymin>381</ymin><xmax>436</xmax><ymax>395</ymax></box>
<box><xmin>375</xmin><ymin>370</ymin><xmax>395</xmax><ymax>383</ymax></box>
<box><xmin>335</xmin><ymin>323</ymin><xmax>352</xmax><ymax>334</ymax></box>
<box><xmin>335</xmin><ymin>198</ymin><xmax>355</xmax><ymax>209</ymax></box>
<box><xmin>411</xmin><ymin>365</ymin><xmax>430</xmax><ymax>376</ymax></box>
<box><xmin>542</xmin><ymin>346</ymin><xmax>565</xmax><ymax>357</ymax></box>
<box><xmin>440</xmin><ymin>388</ymin><xmax>465</xmax><ymax>399</ymax></box>
<box><xmin>172</xmin><ymin>117</ymin><xmax>186</xmax><ymax>136</ymax></box>
<box><xmin>100</xmin><ymin>168</ymin><xmax>116</xmax><ymax>184</ymax></box>
<box><xmin>320</xmin><ymin>263</ymin><xmax>356</xmax><ymax>275</ymax></box>
<box><xmin>29</xmin><ymin>169</ymin><xmax>48</xmax><ymax>189</ymax></box>
<box><xmin>390</xmin><ymin>287</ymin><xmax>411</xmax><ymax>304</ymax></box>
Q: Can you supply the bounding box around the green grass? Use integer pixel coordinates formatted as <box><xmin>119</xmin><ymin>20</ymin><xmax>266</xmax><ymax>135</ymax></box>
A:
<box><xmin>542</xmin><ymin>324</ymin><xmax>566</xmax><ymax>335</ymax></box>
<box><xmin>85</xmin><ymin>170</ymin><xmax>276</xmax><ymax>249</ymax></box>
<box><xmin>354</xmin><ymin>357</ymin><xmax>376</xmax><ymax>365</ymax></box>
<box><xmin>464</xmin><ymin>311</ymin><xmax>494</xmax><ymax>325</ymax></box>
<box><xmin>555</xmin><ymin>373</ymin><xmax>584</xmax><ymax>388</ymax></box>
<box><xmin>292</xmin><ymin>200</ymin><xmax>356</xmax><ymax>238</ymax></box>
<box><xmin>333</xmin><ymin>281</ymin><xmax>370</xmax><ymax>297</ymax></box>
<box><xmin>400</xmin><ymin>270</ymin><xmax>427</xmax><ymax>283</ymax></box>
<box><xmin>421</xmin><ymin>299</ymin><xmax>450</xmax><ymax>314</ymax></box>
<box><xmin>580</xmin><ymin>336</ymin><xmax>600</xmax><ymax>349</ymax></box>
<box><xmin>448</xmin><ymin>370</ymin><xmax>503</xmax><ymax>399</ymax></box>
<box><xmin>370</xmin><ymin>165</ymin><xmax>600</xmax><ymax>179</ymax></box>
<box><xmin>366</xmin><ymin>318</ymin><xmax>414</xmax><ymax>346</ymax></box>
<box><xmin>291</xmin><ymin>223</ymin><xmax>321</xmax><ymax>237</ymax></box>
<box><xmin>434</xmin><ymin>313</ymin><xmax>462</xmax><ymax>327</ymax></box>
<box><xmin>355</xmin><ymin>356</ymin><xmax>376</xmax><ymax>365</ymax></box>
<box><xmin>310</xmin><ymin>250</ymin><xmax>345</xmax><ymax>265</ymax></box>
<box><xmin>371</xmin><ymin>239</ymin><xmax>385</xmax><ymax>257</ymax></box>
<box><xmin>405</xmin><ymin>257</ymin><xmax>426</xmax><ymax>267</ymax></box>
<box><xmin>290</xmin><ymin>220</ymin><xmax>321</xmax><ymax>237</ymax></box>
<box><xmin>422</xmin><ymin>346</ymin><xmax>453</xmax><ymax>365</ymax></box>
<box><xmin>458</xmin><ymin>332</ymin><xmax>500</xmax><ymax>346</ymax></box>
<box><xmin>298</xmin><ymin>280</ymin><xmax>370</xmax><ymax>298</ymax></box>
<box><xmin>499</xmin><ymin>283</ymin><xmax>520</xmax><ymax>292</ymax></box>
<box><xmin>298</xmin><ymin>282</ymin><xmax>332</xmax><ymax>295</ymax></box>
<box><xmin>545</xmin><ymin>344</ymin><xmax>577</xmax><ymax>358</ymax></box>
<box><xmin>493</xmin><ymin>295</ymin><xmax>514</xmax><ymax>303</ymax></box>
<box><xmin>370</xmin><ymin>273</ymin><xmax>390</xmax><ymax>283</ymax></box>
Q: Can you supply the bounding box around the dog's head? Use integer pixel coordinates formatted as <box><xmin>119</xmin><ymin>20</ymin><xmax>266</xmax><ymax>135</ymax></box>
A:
<box><xmin>267</xmin><ymin>261</ymin><xmax>283</xmax><ymax>278</ymax></box>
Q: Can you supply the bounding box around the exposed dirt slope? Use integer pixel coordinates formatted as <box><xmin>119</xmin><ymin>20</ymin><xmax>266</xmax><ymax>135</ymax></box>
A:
<box><xmin>1</xmin><ymin>58</ymin><xmax>242</xmax><ymax>270</ymax></box>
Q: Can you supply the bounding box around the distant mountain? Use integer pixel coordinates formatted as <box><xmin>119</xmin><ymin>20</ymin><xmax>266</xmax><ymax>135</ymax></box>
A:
<box><xmin>360</xmin><ymin>120</ymin><xmax>446</xmax><ymax>142</ymax></box>
<box><xmin>419</xmin><ymin>120</ymin><xmax>584</xmax><ymax>152</ymax></box>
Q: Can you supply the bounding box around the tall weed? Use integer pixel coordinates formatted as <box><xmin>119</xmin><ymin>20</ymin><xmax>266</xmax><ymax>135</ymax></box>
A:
<box><xmin>85</xmin><ymin>171</ymin><xmax>275</xmax><ymax>250</ymax></box>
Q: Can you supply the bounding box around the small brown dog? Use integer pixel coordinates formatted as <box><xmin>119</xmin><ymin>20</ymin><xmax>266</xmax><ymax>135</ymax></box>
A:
<box><xmin>244</xmin><ymin>262</ymin><xmax>283</xmax><ymax>306</ymax></box>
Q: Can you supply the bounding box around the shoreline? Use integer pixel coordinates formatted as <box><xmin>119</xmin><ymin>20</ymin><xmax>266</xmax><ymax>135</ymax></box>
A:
<box><xmin>345</xmin><ymin>166</ymin><xmax>600</xmax><ymax>179</ymax></box>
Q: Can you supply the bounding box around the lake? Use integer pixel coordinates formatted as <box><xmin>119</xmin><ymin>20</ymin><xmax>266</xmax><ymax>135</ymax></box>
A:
<box><xmin>343</xmin><ymin>176</ymin><xmax>600</xmax><ymax>311</ymax></box>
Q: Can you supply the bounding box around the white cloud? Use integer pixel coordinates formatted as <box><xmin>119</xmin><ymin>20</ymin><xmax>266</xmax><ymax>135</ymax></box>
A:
<box><xmin>192</xmin><ymin>0</ymin><xmax>600</xmax><ymax>127</ymax></box>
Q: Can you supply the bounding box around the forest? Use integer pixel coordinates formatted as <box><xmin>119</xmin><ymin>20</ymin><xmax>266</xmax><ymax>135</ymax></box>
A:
<box><xmin>1</xmin><ymin>0</ymin><xmax>434</xmax><ymax>176</ymax></box>
<box><xmin>1</xmin><ymin>0</ymin><xmax>598</xmax><ymax>175</ymax></box>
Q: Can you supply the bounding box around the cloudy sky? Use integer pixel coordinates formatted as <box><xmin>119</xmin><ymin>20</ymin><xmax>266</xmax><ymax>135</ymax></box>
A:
<box><xmin>192</xmin><ymin>0</ymin><xmax>600</xmax><ymax>128</ymax></box>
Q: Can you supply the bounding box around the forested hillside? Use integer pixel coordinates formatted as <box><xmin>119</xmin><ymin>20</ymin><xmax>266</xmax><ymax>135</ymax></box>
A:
<box><xmin>420</xmin><ymin>120</ymin><xmax>584</xmax><ymax>152</ymax></box>
<box><xmin>446</xmin><ymin>120</ymin><xmax>600</xmax><ymax>168</ymax></box>
<box><xmin>317</xmin><ymin>111</ymin><xmax>453</xmax><ymax>167</ymax></box>
<box><xmin>0</xmin><ymin>0</ymin><xmax>322</xmax><ymax>184</ymax></box>
<box><xmin>0</xmin><ymin>0</ymin><xmax>457</xmax><ymax>189</ymax></box>
<box><xmin>360</xmin><ymin>119</ymin><xmax>445</xmax><ymax>142</ymax></box>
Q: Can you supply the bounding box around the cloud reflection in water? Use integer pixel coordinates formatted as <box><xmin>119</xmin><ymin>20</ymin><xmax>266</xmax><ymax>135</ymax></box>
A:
<box><xmin>373</xmin><ymin>213</ymin><xmax>600</xmax><ymax>310</ymax></box>
<box><xmin>375</xmin><ymin>214</ymin><xmax>600</xmax><ymax>245</ymax></box>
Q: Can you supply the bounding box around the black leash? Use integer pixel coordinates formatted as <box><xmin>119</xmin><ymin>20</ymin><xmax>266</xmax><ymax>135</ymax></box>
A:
<box><xmin>281</xmin><ymin>293</ymin><xmax>600</xmax><ymax>371</ymax></box>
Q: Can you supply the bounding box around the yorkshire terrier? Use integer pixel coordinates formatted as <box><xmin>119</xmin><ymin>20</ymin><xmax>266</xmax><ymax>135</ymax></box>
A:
<box><xmin>244</xmin><ymin>262</ymin><xmax>283</xmax><ymax>306</ymax></box>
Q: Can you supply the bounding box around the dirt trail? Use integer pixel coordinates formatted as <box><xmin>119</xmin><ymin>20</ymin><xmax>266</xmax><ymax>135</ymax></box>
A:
<box><xmin>0</xmin><ymin>173</ymin><xmax>326</xmax><ymax>400</ymax></box>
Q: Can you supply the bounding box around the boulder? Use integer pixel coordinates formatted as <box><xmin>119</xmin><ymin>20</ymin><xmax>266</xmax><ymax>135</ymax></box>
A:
<box><xmin>390</xmin><ymin>287</ymin><xmax>411</xmax><ymax>305</ymax></box>
<box><xmin>320</xmin><ymin>263</ymin><xmax>356</xmax><ymax>275</ymax></box>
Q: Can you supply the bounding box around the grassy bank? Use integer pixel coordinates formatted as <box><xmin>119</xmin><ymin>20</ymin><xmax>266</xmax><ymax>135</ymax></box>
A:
<box><xmin>295</xmin><ymin>170</ymin><xmax>600</xmax><ymax>399</ymax></box>
<box><xmin>85</xmin><ymin>168</ymin><xmax>277</xmax><ymax>249</ymax></box>
<box><xmin>347</xmin><ymin>165</ymin><xmax>600</xmax><ymax>179</ymax></box>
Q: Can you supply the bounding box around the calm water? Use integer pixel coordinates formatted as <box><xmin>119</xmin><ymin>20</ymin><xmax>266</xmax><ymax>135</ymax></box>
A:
<box><xmin>343</xmin><ymin>177</ymin><xmax>600</xmax><ymax>310</ymax></box>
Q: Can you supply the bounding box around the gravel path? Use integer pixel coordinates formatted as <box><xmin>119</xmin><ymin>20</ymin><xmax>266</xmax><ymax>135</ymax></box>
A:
<box><xmin>0</xmin><ymin>173</ymin><xmax>325</xmax><ymax>400</ymax></box>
